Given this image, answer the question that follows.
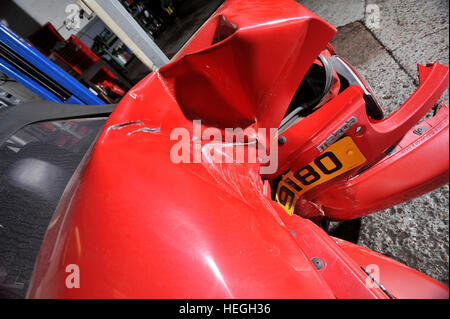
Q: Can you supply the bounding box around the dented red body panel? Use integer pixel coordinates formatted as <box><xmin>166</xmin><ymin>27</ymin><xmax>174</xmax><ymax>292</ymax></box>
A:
<box><xmin>27</xmin><ymin>0</ymin><xmax>448</xmax><ymax>298</ymax></box>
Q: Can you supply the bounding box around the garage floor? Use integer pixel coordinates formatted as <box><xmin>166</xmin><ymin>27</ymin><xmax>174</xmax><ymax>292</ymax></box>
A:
<box><xmin>298</xmin><ymin>0</ymin><xmax>449</xmax><ymax>285</ymax></box>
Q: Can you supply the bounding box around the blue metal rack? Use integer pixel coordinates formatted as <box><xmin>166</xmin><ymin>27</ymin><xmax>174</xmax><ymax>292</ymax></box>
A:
<box><xmin>0</xmin><ymin>23</ymin><xmax>104</xmax><ymax>105</ymax></box>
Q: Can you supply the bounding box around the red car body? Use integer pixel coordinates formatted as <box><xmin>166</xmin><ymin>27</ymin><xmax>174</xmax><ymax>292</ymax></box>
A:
<box><xmin>27</xmin><ymin>0</ymin><xmax>448</xmax><ymax>298</ymax></box>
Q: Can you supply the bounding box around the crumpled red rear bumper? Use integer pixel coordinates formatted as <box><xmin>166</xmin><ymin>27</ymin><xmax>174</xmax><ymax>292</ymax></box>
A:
<box><xmin>301</xmin><ymin>63</ymin><xmax>449</xmax><ymax>220</ymax></box>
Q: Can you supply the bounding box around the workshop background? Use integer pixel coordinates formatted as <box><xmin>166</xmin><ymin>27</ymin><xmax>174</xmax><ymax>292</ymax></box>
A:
<box><xmin>0</xmin><ymin>0</ymin><xmax>448</xmax><ymax>298</ymax></box>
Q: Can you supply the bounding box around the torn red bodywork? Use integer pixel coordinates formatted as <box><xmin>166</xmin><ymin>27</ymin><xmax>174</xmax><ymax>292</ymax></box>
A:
<box><xmin>278</xmin><ymin>62</ymin><xmax>449</xmax><ymax>219</ymax></box>
<box><xmin>27</xmin><ymin>0</ymin><xmax>448</xmax><ymax>298</ymax></box>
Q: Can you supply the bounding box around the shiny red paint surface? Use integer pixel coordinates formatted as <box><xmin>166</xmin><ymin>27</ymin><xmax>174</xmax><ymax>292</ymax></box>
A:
<box><xmin>27</xmin><ymin>0</ymin><xmax>448</xmax><ymax>298</ymax></box>
<box><xmin>336</xmin><ymin>238</ymin><xmax>449</xmax><ymax>299</ymax></box>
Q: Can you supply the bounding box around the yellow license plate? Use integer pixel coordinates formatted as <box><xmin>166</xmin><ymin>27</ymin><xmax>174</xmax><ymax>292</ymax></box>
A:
<box><xmin>276</xmin><ymin>136</ymin><xmax>366</xmax><ymax>215</ymax></box>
